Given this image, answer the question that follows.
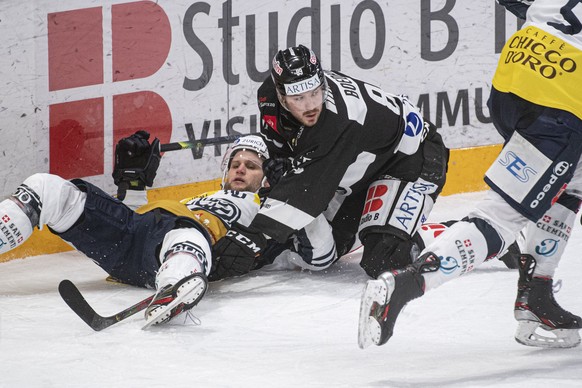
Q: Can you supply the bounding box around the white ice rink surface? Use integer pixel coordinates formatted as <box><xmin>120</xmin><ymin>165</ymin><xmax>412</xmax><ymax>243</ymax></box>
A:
<box><xmin>1</xmin><ymin>191</ymin><xmax>581</xmax><ymax>387</ymax></box>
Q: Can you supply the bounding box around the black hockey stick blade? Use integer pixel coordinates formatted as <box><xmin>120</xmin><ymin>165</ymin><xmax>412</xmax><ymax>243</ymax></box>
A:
<box><xmin>160</xmin><ymin>134</ymin><xmax>240</xmax><ymax>152</ymax></box>
<box><xmin>58</xmin><ymin>279</ymin><xmax>154</xmax><ymax>331</ymax></box>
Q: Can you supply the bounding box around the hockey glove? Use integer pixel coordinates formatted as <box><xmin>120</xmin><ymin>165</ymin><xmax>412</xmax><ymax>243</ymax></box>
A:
<box><xmin>263</xmin><ymin>157</ymin><xmax>292</xmax><ymax>187</ymax></box>
<box><xmin>209</xmin><ymin>223</ymin><xmax>267</xmax><ymax>281</ymax></box>
<box><xmin>258</xmin><ymin>158</ymin><xmax>292</xmax><ymax>202</ymax></box>
<box><xmin>112</xmin><ymin>130</ymin><xmax>161</xmax><ymax>199</ymax></box>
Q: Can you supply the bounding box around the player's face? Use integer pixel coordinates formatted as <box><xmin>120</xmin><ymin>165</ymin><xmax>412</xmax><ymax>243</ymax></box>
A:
<box><xmin>282</xmin><ymin>85</ymin><xmax>324</xmax><ymax>127</ymax></box>
<box><xmin>223</xmin><ymin>150</ymin><xmax>264</xmax><ymax>192</ymax></box>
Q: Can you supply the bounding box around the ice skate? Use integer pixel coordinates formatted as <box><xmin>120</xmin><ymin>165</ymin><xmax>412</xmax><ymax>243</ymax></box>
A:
<box><xmin>143</xmin><ymin>273</ymin><xmax>208</xmax><ymax>329</ymax></box>
<box><xmin>514</xmin><ymin>255</ymin><xmax>581</xmax><ymax>348</ymax></box>
<box><xmin>358</xmin><ymin>253</ymin><xmax>438</xmax><ymax>348</ymax></box>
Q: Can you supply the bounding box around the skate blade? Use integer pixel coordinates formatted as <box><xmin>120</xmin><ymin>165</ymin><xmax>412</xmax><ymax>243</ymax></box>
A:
<box><xmin>358</xmin><ymin>277</ymin><xmax>391</xmax><ymax>349</ymax></box>
<box><xmin>515</xmin><ymin>321</ymin><xmax>581</xmax><ymax>349</ymax></box>
<box><xmin>142</xmin><ymin>276</ymin><xmax>207</xmax><ymax>330</ymax></box>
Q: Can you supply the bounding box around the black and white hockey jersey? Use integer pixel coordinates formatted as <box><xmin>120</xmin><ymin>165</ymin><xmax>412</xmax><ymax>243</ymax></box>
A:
<box><xmin>251</xmin><ymin>70</ymin><xmax>448</xmax><ymax>244</ymax></box>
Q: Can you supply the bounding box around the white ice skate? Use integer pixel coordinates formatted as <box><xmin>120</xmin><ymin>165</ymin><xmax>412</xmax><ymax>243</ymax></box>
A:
<box><xmin>143</xmin><ymin>273</ymin><xmax>208</xmax><ymax>329</ymax></box>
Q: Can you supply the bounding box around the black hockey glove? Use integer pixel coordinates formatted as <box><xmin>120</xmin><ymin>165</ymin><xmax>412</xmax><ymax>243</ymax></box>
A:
<box><xmin>209</xmin><ymin>223</ymin><xmax>267</xmax><ymax>281</ymax></box>
<box><xmin>112</xmin><ymin>130</ymin><xmax>161</xmax><ymax>200</ymax></box>
<box><xmin>258</xmin><ymin>158</ymin><xmax>292</xmax><ymax>202</ymax></box>
<box><xmin>263</xmin><ymin>157</ymin><xmax>292</xmax><ymax>187</ymax></box>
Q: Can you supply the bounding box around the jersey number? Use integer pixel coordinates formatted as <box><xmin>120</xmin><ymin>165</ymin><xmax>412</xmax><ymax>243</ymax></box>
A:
<box><xmin>363</xmin><ymin>83</ymin><xmax>400</xmax><ymax>116</ymax></box>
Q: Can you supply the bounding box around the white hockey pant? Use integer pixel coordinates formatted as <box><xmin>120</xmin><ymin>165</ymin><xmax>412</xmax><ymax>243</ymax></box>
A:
<box><xmin>0</xmin><ymin>173</ymin><xmax>86</xmax><ymax>255</ymax></box>
<box><xmin>156</xmin><ymin>228</ymin><xmax>212</xmax><ymax>290</ymax></box>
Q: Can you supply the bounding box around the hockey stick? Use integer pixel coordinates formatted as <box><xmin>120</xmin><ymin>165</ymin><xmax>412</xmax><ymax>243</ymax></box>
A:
<box><xmin>160</xmin><ymin>134</ymin><xmax>240</xmax><ymax>152</ymax></box>
<box><xmin>58</xmin><ymin>279</ymin><xmax>154</xmax><ymax>331</ymax></box>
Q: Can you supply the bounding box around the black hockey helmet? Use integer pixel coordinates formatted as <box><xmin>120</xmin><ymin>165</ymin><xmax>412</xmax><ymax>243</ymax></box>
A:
<box><xmin>271</xmin><ymin>45</ymin><xmax>325</xmax><ymax>96</ymax></box>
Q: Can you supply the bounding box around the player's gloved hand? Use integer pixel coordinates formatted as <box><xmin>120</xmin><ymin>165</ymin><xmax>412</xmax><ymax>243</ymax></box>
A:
<box><xmin>262</xmin><ymin>157</ymin><xmax>292</xmax><ymax>187</ymax></box>
<box><xmin>209</xmin><ymin>223</ymin><xmax>267</xmax><ymax>281</ymax></box>
<box><xmin>112</xmin><ymin>130</ymin><xmax>161</xmax><ymax>199</ymax></box>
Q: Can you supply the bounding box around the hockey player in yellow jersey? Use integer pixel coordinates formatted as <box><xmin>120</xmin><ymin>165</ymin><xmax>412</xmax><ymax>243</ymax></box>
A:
<box><xmin>0</xmin><ymin>132</ymin><xmax>335</xmax><ymax>328</ymax></box>
<box><xmin>358</xmin><ymin>0</ymin><xmax>582</xmax><ymax>349</ymax></box>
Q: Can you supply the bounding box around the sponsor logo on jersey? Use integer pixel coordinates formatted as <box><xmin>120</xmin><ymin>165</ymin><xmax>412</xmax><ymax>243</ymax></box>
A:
<box><xmin>262</xmin><ymin>114</ymin><xmax>278</xmax><ymax>132</ymax></box>
<box><xmin>404</xmin><ymin>112</ymin><xmax>423</xmax><ymax>137</ymax></box>
<box><xmin>187</xmin><ymin>197</ymin><xmax>242</xmax><ymax>225</ymax></box>
<box><xmin>290</xmin><ymin>155</ymin><xmax>311</xmax><ymax>174</ymax></box>
<box><xmin>505</xmin><ymin>30</ymin><xmax>577</xmax><ymax>80</ymax></box>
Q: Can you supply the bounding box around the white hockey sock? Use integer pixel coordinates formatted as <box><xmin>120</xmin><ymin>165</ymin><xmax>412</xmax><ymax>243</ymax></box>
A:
<box><xmin>420</xmin><ymin>220</ymin><xmax>491</xmax><ymax>291</ymax></box>
<box><xmin>0</xmin><ymin>199</ymin><xmax>33</xmax><ymax>255</ymax></box>
<box><xmin>520</xmin><ymin>202</ymin><xmax>575</xmax><ymax>278</ymax></box>
<box><xmin>156</xmin><ymin>228</ymin><xmax>212</xmax><ymax>290</ymax></box>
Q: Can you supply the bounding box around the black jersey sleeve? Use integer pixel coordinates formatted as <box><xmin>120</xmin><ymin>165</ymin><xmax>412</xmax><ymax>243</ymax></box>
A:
<box><xmin>497</xmin><ymin>0</ymin><xmax>531</xmax><ymax>19</ymax></box>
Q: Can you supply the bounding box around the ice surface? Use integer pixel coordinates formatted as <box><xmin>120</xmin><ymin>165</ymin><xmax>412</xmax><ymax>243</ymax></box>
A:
<box><xmin>1</xmin><ymin>192</ymin><xmax>581</xmax><ymax>387</ymax></box>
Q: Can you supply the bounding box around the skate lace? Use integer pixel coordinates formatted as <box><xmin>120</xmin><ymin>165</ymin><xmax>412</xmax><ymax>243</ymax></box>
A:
<box><xmin>182</xmin><ymin>310</ymin><xmax>202</xmax><ymax>326</ymax></box>
<box><xmin>553</xmin><ymin>279</ymin><xmax>562</xmax><ymax>294</ymax></box>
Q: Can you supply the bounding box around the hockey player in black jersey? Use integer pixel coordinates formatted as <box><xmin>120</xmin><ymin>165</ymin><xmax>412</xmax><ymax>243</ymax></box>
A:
<box><xmin>240</xmin><ymin>45</ymin><xmax>449</xmax><ymax>280</ymax></box>
<box><xmin>358</xmin><ymin>0</ymin><xmax>582</xmax><ymax>350</ymax></box>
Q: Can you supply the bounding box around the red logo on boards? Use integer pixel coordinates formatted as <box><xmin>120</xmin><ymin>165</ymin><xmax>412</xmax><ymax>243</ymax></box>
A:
<box><xmin>48</xmin><ymin>1</ymin><xmax>172</xmax><ymax>178</ymax></box>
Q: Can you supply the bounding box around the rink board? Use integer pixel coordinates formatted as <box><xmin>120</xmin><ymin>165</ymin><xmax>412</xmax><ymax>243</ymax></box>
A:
<box><xmin>0</xmin><ymin>143</ymin><xmax>501</xmax><ymax>262</ymax></box>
